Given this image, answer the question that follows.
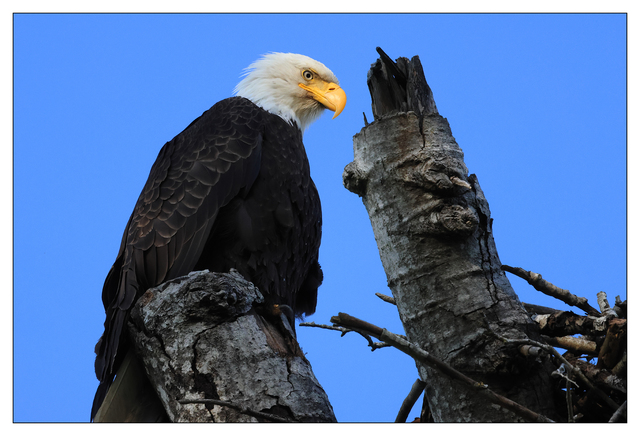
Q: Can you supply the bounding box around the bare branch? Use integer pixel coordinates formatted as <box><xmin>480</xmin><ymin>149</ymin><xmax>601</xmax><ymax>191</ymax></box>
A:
<box><xmin>496</xmin><ymin>335</ymin><xmax>621</xmax><ymax>412</ymax></box>
<box><xmin>178</xmin><ymin>398</ymin><xmax>291</xmax><ymax>423</ymax></box>
<box><xmin>330</xmin><ymin>312</ymin><xmax>554</xmax><ymax>423</ymax></box>
<box><xmin>450</xmin><ymin>175</ymin><xmax>472</xmax><ymax>190</ymax></box>
<box><xmin>532</xmin><ymin>310</ymin><xmax>608</xmax><ymax>336</ymax></box>
<box><xmin>395</xmin><ymin>379</ymin><xmax>427</xmax><ymax>423</ymax></box>
<box><xmin>613</xmin><ymin>296</ymin><xmax>626</xmax><ymax>318</ymax></box>
<box><xmin>551</xmin><ymin>363</ymin><xmax>579</xmax><ymax>388</ymax></box>
<box><xmin>597</xmin><ymin>291</ymin><xmax>618</xmax><ymax>318</ymax></box>
<box><xmin>566</xmin><ymin>356</ymin><xmax>626</xmax><ymax>394</ymax></box>
<box><xmin>518</xmin><ymin>344</ymin><xmax>544</xmax><ymax>358</ymax></box>
<box><xmin>522</xmin><ymin>302</ymin><xmax>561</xmax><ymax>315</ymax></box>
<box><xmin>566</xmin><ymin>378</ymin><xmax>575</xmax><ymax>423</ymax></box>
<box><xmin>541</xmin><ymin>335</ymin><xmax>597</xmax><ymax>355</ymax></box>
<box><xmin>375</xmin><ymin>292</ymin><xmax>397</xmax><ymax>305</ymax></box>
<box><xmin>301</xmin><ymin>321</ymin><xmax>391</xmax><ymax>351</ymax></box>
<box><xmin>597</xmin><ymin>318</ymin><xmax>626</xmax><ymax>370</ymax></box>
<box><xmin>502</xmin><ymin>265</ymin><xmax>600</xmax><ymax>316</ymax></box>
<box><xmin>299</xmin><ymin>321</ymin><xmax>349</xmax><ymax>334</ymax></box>
<box><xmin>330</xmin><ymin>312</ymin><xmax>384</xmax><ymax>337</ymax></box>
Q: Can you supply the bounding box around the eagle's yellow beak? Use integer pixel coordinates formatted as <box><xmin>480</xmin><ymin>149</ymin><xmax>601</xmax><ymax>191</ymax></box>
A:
<box><xmin>299</xmin><ymin>81</ymin><xmax>347</xmax><ymax>119</ymax></box>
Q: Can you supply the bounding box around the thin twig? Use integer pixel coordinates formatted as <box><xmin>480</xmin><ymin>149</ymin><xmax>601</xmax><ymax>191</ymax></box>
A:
<box><xmin>551</xmin><ymin>363</ymin><xmax>579</xmax><ymax>389</ymax></box>
<box><xmin>502</xmin><ymin>265</ymin><xmax>600</xmax><ymax>316</ymax></box>
<box><xmin>566</xmin><ymin>357</ymin><xmax>626</xmax><ymax>394</ymax></box>
<box><xmin>178</xmin><ymin>398</ymin><xmax>292</xmax><ymax>423</ymax></box>
<box><xmin>301</xmin><ymin>321</ymin><xmax>392</xmax><ymax>350</ymax></box>
<box><xmin>330</xmin><ymin>312</ymin><xmax>554</xmax><ymax>423</ymax></box>
<box><xmin>566</xmin><ymin>377</ymin><xmax>574</xmax><ymax>423</ymax></box>
<box><xmin>299</xmin><ymin>321</ymin><xmax>349</xmax><ymax>334</ymax></box>
<box><xmin>395</xmin><ymin>379</ymin><xmax>427</xmax><ymax>422</ymax></box>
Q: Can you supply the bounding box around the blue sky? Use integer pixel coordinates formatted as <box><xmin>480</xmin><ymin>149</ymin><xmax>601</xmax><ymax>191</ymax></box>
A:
<box><xmin>13</xmin><ymin>13</ymin><xmax>627</xmax><ymax>423</ymax></box>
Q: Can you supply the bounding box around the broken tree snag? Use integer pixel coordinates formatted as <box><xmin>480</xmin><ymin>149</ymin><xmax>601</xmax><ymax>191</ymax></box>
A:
<box><xmin>367</xmin><ymin>46</ymin><xmax>438</xmax><ymax>120</ymax></box>
<box><xmin>344</xmin><ymin>49</ymin><xmax>559</xmax><ymax>422</ymax></box>
<box><xmin>126</xmin><ymin>270</ymin><xmax>336</xmax><ymax>423</ymax></box>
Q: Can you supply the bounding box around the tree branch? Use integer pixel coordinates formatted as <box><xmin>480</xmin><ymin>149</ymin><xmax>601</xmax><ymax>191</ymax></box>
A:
<box><xmin>395</xmin><ymin>379</ymin><xmax>427</xmax><ymax>423</ymax></box>
<box><xmin>300</xmin><ymin>321</ymin><xmax>392</xmax><ymax>350</ymax></box>
<box><xmin>522</xmin><ymin>302</ymin><xmax>561</xmax><ymax>315</ymax></box>
<box><xmin>532</xmin><ymin>310</ymin><xmax>608</xmax><ymax>336</ymax></box>
<box><xmin>565</xmin><ymin>356</ymin><xmax>626</xmax><ymax>394</ymax></box>
<box><xmin>329</xmin><ymin>313</ymin><xmax>554</xmax><ymax>423</ymax></box>
<box><xmin>375</xmin><ymin>292</ymin><xmax>397</xmax><ymax>305</ymax></box>
<box><xmin>502</xmin><ymin>265</ymin><xmax>600</xmax><ymax>316</ymax></box>
<box><xmin>494</xmin><ymin>335</ymin><xmax>621</xmax><ymax>412</ymax></box>
<box><xmin>540</xmin><ymin>335</ymin><xmax>597</xmax><ymax>355</ymax></box>
<box><xmin>596</xmin><ymin>291</ymin><xmax>618</xmax><ymax>318</ymax></box>
<box><xmin>566</xmin><ymin>377</ymin><xmax>575</xmax><ymax>423</ymax></box>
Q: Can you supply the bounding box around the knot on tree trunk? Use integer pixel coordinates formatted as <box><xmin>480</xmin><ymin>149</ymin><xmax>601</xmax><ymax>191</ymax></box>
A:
<box><xmin>344</xmin><ymin>110</ymin><xmax>477</xmax><ymax>239</ymax></box>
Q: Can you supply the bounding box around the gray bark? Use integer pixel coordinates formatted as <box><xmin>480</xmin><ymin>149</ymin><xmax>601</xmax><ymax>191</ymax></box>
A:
<box><xmin>127</xmin><ymin>269</ymin><xmax>336</xmax><ymax>422</ymax></box>
<box><xmin>343</xmin><ymin>51</ymin><xmax>558</xmax><ymax>422</ymax></box>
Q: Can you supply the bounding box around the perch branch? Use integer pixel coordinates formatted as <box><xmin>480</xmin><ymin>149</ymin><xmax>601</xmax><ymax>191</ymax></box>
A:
<box><xmin>330</xmin><ymin>312</ymin><xmax>554</xmax><ymax>423</ymax></box>
<box><xmin>502</xmin><ymin>265</ymin><xmax>600</xmax><ymax>316</ymax></box>
<box><xmin>540</xmin><ymin>335</ymin><xmax>597</xmax><ymax>355</ymax></box>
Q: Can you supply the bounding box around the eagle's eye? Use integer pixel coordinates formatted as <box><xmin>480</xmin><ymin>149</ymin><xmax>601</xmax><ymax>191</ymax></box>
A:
<box><xmin>302</xmin><ymin>70</ymin><xmax>314</xmax><ymax>81</ymax></box>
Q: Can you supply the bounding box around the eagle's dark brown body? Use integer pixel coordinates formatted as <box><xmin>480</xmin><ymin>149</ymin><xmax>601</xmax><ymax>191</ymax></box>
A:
<box><xmin>92</xmin><ymin>96</ymin><xmax>323</xmax><ymax>420</ymax></box>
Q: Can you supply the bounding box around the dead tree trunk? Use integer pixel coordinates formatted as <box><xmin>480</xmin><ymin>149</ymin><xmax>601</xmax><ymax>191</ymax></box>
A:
<box><xmin>99</xmin><ymin>270</ymin><xmax>336</xmax><ymax>422</ymax></box>
<box><xmin>343</xmin><ymin>49</ymin><xmax>559</xmax><ymax>422</ymax></box>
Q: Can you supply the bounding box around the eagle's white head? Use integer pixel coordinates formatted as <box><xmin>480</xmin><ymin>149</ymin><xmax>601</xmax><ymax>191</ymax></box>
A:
<box><xmin>234</xmin><ymin>53</ymin><xmax>347</xmax><ymax>132</ymax></box>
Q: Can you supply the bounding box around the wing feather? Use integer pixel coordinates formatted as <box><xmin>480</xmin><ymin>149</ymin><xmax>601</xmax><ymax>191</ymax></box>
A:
<box><xmin>92</xmin><ymin>97</ymin><xmax>265</xmax><ymax>420</ymax></box>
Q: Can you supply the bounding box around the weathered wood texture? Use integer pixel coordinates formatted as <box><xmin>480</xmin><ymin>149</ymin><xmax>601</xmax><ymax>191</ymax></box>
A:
<box><xmin>126</xmin><ymin>270</ymin><xmax>336</xmax><ymax>422</ymax></box>
<box><xmin>344</xmin><ymin>51</ymin><xmax>558</xmax><ymax>422</ymax></box>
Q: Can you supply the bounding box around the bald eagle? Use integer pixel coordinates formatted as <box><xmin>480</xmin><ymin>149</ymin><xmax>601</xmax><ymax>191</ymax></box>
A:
<box><xmin>91</xmin><ymin>53</ymin><xmax>346</xmax><ymax>421</ymax></box>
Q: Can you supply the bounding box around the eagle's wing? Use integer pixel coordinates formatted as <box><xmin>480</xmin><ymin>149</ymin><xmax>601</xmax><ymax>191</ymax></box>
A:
<box><xmin>92</xmin><ymin>97</ymin><xmax>264</xmax><ymax>419</ymax></box>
